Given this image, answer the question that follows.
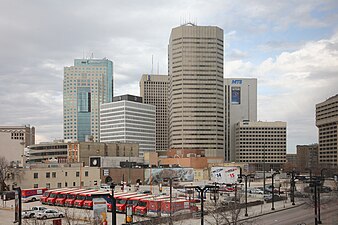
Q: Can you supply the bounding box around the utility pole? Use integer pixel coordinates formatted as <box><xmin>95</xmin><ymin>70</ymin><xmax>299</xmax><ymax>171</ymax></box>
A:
<box><xmin>271</xmin><ymin>171</ymin><xmax>280</xmax><ymax>210</ymax></box>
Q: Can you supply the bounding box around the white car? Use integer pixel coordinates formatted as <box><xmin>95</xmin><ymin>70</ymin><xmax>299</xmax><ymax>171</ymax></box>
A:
<box><xmin>249</xmin><ymin>188</ymin><xmax>264</xmax><ymax>194</ymax></box>
<box><xmin>36</xmin><ymin>209</ymin><xmax>64</xmax><ymax>220</ymax></box>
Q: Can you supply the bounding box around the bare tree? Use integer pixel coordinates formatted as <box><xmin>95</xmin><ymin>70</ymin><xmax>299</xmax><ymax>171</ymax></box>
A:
<box><xmin>0</xmin><ymin>157</ymin><xmax>10</xmax><ymax>192</ymax></box>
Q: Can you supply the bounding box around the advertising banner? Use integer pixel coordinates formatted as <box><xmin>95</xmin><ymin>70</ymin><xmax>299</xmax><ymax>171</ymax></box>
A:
<box><xmin>231</xmin><ymin>87</ymin><xmax>241</xmax><ymax>104</ymax></box>
<box><xmin>210</xmin><ymin>167</ymin><xmax>240</xmax><ymax>184</ymax></box>
<box><xmin>93</xmin><ymin>198</ymin><xmax>108</xmax><ymax>225</ymax></box>
<box><xmin>144</xmin><ymin>168</ymin><xmax>194</xmax><ymax>185</ymax></box>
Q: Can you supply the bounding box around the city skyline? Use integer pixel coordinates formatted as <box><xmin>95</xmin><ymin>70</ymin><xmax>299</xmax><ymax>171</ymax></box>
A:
<box><xmin>0</xmin><ymin>1</ymin><xmax>338</xmax><ymax>153</ymax></box>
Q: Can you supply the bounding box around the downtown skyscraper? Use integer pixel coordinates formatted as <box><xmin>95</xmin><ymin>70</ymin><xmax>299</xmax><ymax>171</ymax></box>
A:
<box><xmin>63</xmin><ymin>58</ymin><xmax>113</xmax><ymax>142</ymax></box>
<box><xmin>168</xmin><ymin>24</ymin><xmax>225</xmax><ymax>158</ymax></box>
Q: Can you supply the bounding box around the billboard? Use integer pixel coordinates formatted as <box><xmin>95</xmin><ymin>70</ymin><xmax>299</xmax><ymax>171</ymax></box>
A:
<box><xmin>231</xmin><ymin>87</ymin><xmax>241</xmax><ymax>104</ymax></box>
<box><xmin>210</xmin><ymin>167</ymin><xmax>240</xmax><ymax>184</ymax></box>
<box><xmin>93</xmin><ymin>198</ymin><xmax>108</xmax><ymax>225</ymax></box>
<box><xmin>144</xmin><ymin>168</ymin><xmax>194</xmax><ymax>185</ymax></box>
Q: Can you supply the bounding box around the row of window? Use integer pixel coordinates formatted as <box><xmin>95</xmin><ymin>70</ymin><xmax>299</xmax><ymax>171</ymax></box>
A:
<box><xmin>33</xmin><ymin>171</ymin><xmax>89</xmax><ymax>179</ymax></box>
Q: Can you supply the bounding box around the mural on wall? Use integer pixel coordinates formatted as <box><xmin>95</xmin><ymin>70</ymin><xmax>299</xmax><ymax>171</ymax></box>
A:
<box><xmin>144</xmin><ymin>168</ymin><xmax>194</xmax><ymax>185</ymax></box>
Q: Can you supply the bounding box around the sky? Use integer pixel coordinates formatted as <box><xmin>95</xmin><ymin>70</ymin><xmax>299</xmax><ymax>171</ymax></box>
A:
<box><xmin>0</xmin><ymin>0</ymin><xmax>337</xmax><ymax>153</ymax></box>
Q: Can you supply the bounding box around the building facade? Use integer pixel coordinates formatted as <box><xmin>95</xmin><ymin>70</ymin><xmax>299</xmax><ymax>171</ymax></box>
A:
<box><xmin>67</xmin><ymin>142</ymin><xmax>139</xmax><ymax>166</ymax></box>
<box><xmin>0</xmin><ymin>125</ymin><xmax>35</xmax><ymax>165</ymax></box>
<box><xmin>168</xmin><ymin>23</ymin><xmax>224</xmax><ymax>158</ymax></box>
<box><xmin>235</xmin><ymin>121</ymin><xmax>287</xmax><ymax>171</ymax></box>
<box><xmin>100</xmin><ymin>95</ymin><xmax>156</xmax><ymax>156</ymax></box>
<box><xmin>296</xmin><ymin>144</ymin><xmax>319</xmax><ymax>171</ymax></box>
<box><xmin>140</xmin><ymin>74</ymin><xmax>169</xmax><ymax>153</ymax></box>
<box><xmin>316</xmin><ymin>94</ymin><xmax>338</xmax><ymax>167</ymax></box>
<box><xmin>224</xmin><ymin>78</ymin><xmax>257</xmax><ymax>162</ymax></box>
<box><xmin>25</xmin><ymin>142</ymin><xmax>68</xmax><ymax>164</ymax></box>
<box><xmin>10</xmin><ymin>163</ymin><xmax>100</xmax><ymax>189</ymax></box>
<box><xmin>63</xmin><ymin>58</ymin><xmax>113</xmax><ymax>142</ymax></box>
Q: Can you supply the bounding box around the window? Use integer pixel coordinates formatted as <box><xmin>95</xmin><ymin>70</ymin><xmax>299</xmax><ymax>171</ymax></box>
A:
<box><xmin>73</xmin><ymin>182</ymin><xmax>76</xmax><ymax>187</ymax></box>
<box><xmin>85</xmin><ymin>171</ymin><xmax>89</xmax><ymax>177</ymax></box>
<box><xmin>65</xmin><ymin>172</ymin><xmax>68</xmax><ymax>176</ymax></box>
<box><xmin>33</xmin><ymin>173</ymin><xmax>38</xmax><ymax>179</ymax></box>
<box><xmin>46</xmin><ymin>172</ymin><xmax>50</xmax><ymax>178</ymax></box>
<box><xmin>76</xmin><ymin>171</ymin><xmax>80</xmax><ymax>177</ymax></box>
<box><xmin>34</xmin><ymin>184</ymin><xmax>38</xmax><ymax>188</ymax></box>
<box><xmin>65</xmin><ymin>182</ymin><xmax>68</xmax><ymax>187</ymax></box>
<box><xmin>57</xmin><ymin>183</ymin><xmax>62</xmax><ymax>188</ymax></box>
<box><xmin>46</xmin><ymin>183</ymin><xmax>50</xmax><ymax>189</ymax></box>
<box><xmin>52</xmin><ymin>172</ymin><xmax>56</xmax><ymax>178</ymax></box>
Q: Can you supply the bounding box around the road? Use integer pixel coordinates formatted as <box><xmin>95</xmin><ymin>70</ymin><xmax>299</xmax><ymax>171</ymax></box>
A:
<box><xmin>254</xmin><ymin>202</ymin><xmax>338</xmax><ymax>225</ymax></box>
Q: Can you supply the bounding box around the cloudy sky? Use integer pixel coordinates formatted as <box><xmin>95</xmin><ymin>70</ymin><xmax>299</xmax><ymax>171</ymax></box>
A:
<box><xmin>1</xmin><ymin>0</ymin><xmax>337</xmax><ymax>153</ymax></box>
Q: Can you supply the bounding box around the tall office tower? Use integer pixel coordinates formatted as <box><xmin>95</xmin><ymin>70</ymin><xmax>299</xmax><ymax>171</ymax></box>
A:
<box><xmin>140</xmin><ymin>74</ymin><xmax>168</xmax><ymax>153</ymax></box>
<box><xmin>316</xmin><ymin>94</ymin><xmax>338</xmax><ymax>167</ymax></box>
<box><xmin>224</xmin><ymin>78</ymin><xmax>257</xmax><ymax>162</ymax></box>
<box><xmin>296</xmin><ymin>144</ymin><xmax>319</xmax><ymax>171</ymax></box>
<box><xmin>100</xmin><ymin>94</ymin><xmax>156</xmax><ymax>156</ymax></box>
<box><xmin>235</xmin><ymin>121</ymin><xmax>287</xmax><ymax>171</ymax></box>
<box><xmin>168</xmin><ymin>24</ymin><xmax>225</xmax><ymax>158</ymax></box>
<box><xmin>63</xmin><ymin>58</ymin><xmax>113</xmax><ymax>142</ymax></box>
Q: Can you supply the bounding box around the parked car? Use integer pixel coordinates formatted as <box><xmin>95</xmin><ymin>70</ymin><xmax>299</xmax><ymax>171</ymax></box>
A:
<box><xmin>22</xmin><ymin>206</ymin><xmax>47</xmax><ymax>218</ymax></box>
<box><xmin>320</xmin><ymin>186</ymin><xmax>332</xmax><ymax>193</ymax></box>
<box><xmin>293</xmin><ymin>191</ymin><xmax>309</xmax><ymax>198</ymax></box>
<box><xmin>36</xmin><ymin>209</ymin><xmax>64</xmax><ymax>220</ymax></box>
<box><xmin>249</xmin><ymin>188</ymin><xmax>264</xmax><ymax>194</ymax></box>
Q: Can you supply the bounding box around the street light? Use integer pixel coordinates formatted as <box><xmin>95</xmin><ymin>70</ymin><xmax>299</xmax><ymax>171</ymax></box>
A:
<box><xmin>238</xmin><ymin>173</ymin><xmax>254</xmax><ymax>217</ymax></box>
<box><xmin>110</xmin><ymin>182</ymin><xmax>116</xmax><ymax>225</ymax></box>
<box><xmin>288</xmin><ymin>170</ymin><xmax>296</xmax><ymax>205</ymax></box>
<box><xmin>185</xmin><ymin>184</ymin><xmax>219</xmax><ymax>225</ymax></box>
<box><xmin>318</xmin><ymin>168</ymin><xmax>327</xmax><ymax>224</ymax></box>
<box><xmin>271</xmin><ymin>171</ymin><xmax>280</xmax><ymax>210</ymax></box>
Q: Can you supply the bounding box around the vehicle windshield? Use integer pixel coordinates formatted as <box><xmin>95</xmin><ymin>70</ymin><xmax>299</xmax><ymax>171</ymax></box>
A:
<box><xmin>127</xmin><ymin>200</ymin><xmax>133</xmax><ymax>205</ymax></box>
<box><xmin>67</xmin><ymin>194</ymin><xmax>75</xmax><ymax>199</ymax></box>
<box><xmin>117</xmin><ymin>199</ymin><xmax>126</xmax><ymax>204</ymax></box>
<box><xmin>76</xmin><ymin>195</ymin><xmax>86</xmax><ymax>200</ymax></box>
<box><xmin>132</xmin><ymin>200</ymin><xmax>139</xmax><ymax>206</ymax></box>
<box><xmin>58</xmin><ymin>194</ymin><xmax>66</xmax><ymax>198</ymax></box>
<box><xmin>86</xmin><ymin>196</ymin><xmax>92</xmax><ymax>201</ymax></box>
<box><xmin>138</xmin><ymin>201</ymin><xmax>147</xmax><ymax>207</ymax></box>
<box><xmin>43</xmin><ymin>192</ymin><xmax>50</xmax><ymax>197</ymax></box>
<box><xmin>50</xmin><ymin>193</ymin><xmax>57</xmax><ymax>198</ymax></box>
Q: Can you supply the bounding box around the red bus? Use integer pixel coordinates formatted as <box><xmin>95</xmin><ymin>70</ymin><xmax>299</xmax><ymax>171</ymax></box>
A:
<box><xmin>107</xmin><ymin>192</ymin><xmax>136</xmax><ymax>212</ymax></box>
<box><xmin>40</xmin><ymin>188</ymin><xmax>69</xmax><ymax>204</ymax></box>
<box><xmin>46</xmin><ymin>188</ymin><xmax>73</xmax><ymax>205</ymax></box>
<box><xmin>21</xmin><ymin>188</ymin><xmax>47</xmax><ymax>203</ymax></box>
<box><xmin>161</xmin><ymin>199</ymin><xmax>198</xmax><ymax>216</ymax></box>
<box><xmin>126</xmin><ymin>195</ymin><xmax>154</xmax><ymax>213</ymax></box>
<box><xmin>83</xmin><ymin>191</ymin><xmax>111</xmax><ymax>209</ymax></box>
<box><xmin>135</xmin><ymin>195</ymin><xmax>170</xmax><ymax>216</ymax></box>
<box><xmin>54</xmin><ymin>189</ymin><xmax>82</xmax><ymax>206</ymax></box>
<box><xmin>64</xmin><ymin>190</ymin><xmax>96</xmax><ymax>207</ymax></box>
<box><xmin>116</xmin><ymin>194</ymin><xmax>147</xmax><ymax>213</ymax></box>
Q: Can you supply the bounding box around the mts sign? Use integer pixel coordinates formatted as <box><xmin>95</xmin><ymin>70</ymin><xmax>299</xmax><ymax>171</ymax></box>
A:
<box><xmin>232</xmin><ymin>80</ymin><xmax>242</xmax><ymax>84</ymax></box>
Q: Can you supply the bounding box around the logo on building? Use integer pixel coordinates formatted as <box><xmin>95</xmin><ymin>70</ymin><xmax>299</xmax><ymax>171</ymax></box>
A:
<box><xmin>232</xmin><ymin>80</ymin><xmax>242</xmax><ymax>85</ymax></box>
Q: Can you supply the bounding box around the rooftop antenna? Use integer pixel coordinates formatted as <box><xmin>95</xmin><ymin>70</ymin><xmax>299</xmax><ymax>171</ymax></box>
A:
<box><xmin>157</xmin><ymin>61</ymin><xmax>159</xmax><ymax>74</ymax></box>
<box><xmin>151</xmin><ymin>55</ymin><xmax>154</xmax><ymax>74</ymax></box>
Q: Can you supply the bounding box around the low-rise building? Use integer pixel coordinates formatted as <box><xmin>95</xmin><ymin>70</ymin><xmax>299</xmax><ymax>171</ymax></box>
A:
<box><xmin>297</xmin><ymin>144</ymin><xmax>319</xmax><ymax>171</ymax></box>
<box><xmin>9</xmin><ymin>163</ymin><xmax>100</xmax><ymax>189</ymax></box>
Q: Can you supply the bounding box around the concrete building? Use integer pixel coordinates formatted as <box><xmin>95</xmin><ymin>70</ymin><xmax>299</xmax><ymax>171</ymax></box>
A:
<box><xmin>296</xmin><ymin>144</ymin><xmax>319</xmax><ymax>171</ymax></box>
<box><xmin>67</xmin><ymin>142</ymin><xmax>139</xmax><ymax>166</ymax></box>
<box><xmin>25</xmin><ymin>142</ymin><xmax>68</xmax><ymax>164</ymax></box>
<box><xmin>140</xmin><ymin>74</ymin><xmax>169</xmax><ymax>153</ymax></box>
<box><xmin>224</xmin><ymin>78</ymin><xmax>257</xmax><ymax>162</ymax></box>
<box><xmin>316</xmin><ymin>94</ymin><xmax>338</xmax><ymax>167</ymax></box>
<box><xmin>100</xmin><ymin>94</ymin><xmax>156</xmax><ymax>156</ymax></box>
<box><xmin>235</xmin><ymin>121</ymin><xmax>287</xmax><ymax>171</ymax></box>
<box><xmin>63</xmin><ymin>58</ymin><xmax>113</xmax><ymax>142</ymax></box>
<box><xmin>9</xmin><ymin>163</ymin><xmax>100</xmax><ymax>189</ymax></box>
<box><xmin>0</xmin><ymin>125</ymin><xmax>35</xmax><ymax>165</ymax></box>
<box><xmin>168</xmin><ymin>23</ymin><xmax>224</xmax><ymax>158</ymax></box>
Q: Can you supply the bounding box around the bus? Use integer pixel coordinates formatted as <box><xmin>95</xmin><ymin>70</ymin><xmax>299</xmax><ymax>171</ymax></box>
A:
<box><xmin>41</xmin><ymin>188</ymin><xmax>70</xmax><ymax>204</ymax></box>
<box><xmin>116</xmin><ymin>194</ymin><xmax>147</xmax><ymax>213</ymax></box>
<box><xmin>135</xmin><ymin>195</ymin><xmax>170</xmax><ymax>216</ymax></box>
<box><xmin>107</xmin><ymin>192</ymin><xmax>136</xmax><ymax>212</ymax></box>
<box><xmin>22</xmin><ymin>188</ymin><xmax>47</xmax><ymax>203</ymax></box>
<box><xmin>83</xmin><ymin>191</ymin><xmax>111</xmax><ymax>209</ymax></box>
<box><xmin>46</xmin><ymin>188</ymin><xmax>73</xmax><ymax>205</ymax></box>
<box><xmin>64</xmin><ymin>189</ymin><xmax>97</xmax><ymax>207</ymax></box>
<box><xmin>126</xmin><ymin>195</ymin><xmax>154</xmax><ymax>213</ymax></box>
<box><xmin>54</xmin><ymin>189</ymin><xmax>82</xmax><ymax>206</ymax></box>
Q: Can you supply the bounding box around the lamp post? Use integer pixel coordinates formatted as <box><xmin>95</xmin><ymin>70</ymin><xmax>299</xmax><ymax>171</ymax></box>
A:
<box><xmin>289</xmin><ymin>170</ymin><xmax>296</xmax><ymax>205</ymax></box>
<box><xmin>185</xmin><ymin>184</ymin><xmax>219</xmax><ymax>225</ymax></box>
<box><xmin>306</xmin><ymin>168</ymin><xmax>318</xmax><ymax>225</ymax></box>
<box><xmin>110</xmin><ymin>182</ymin><xmax>116</xmax><ymax>225</ymax></box>
<box><xmin>238</xmin><ymin>173</ymin><xmax>253</xmax><ymax>216</ymax></box>
<box><xmin>271</xmin><ymin>171</ymin><xmax>280</xmax><ymax>210</ymax></box>
<box><xmin>318</xmin><ymin>168</ymin><xmax>327</xmax><ymax>224</ymax></box>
